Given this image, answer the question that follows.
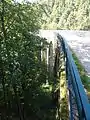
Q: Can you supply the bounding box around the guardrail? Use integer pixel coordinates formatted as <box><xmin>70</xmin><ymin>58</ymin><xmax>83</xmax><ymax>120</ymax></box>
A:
<box><xmin>57</xmin><ymin>34</ymin><xmax>90</xmax><ymax>120</ymax></box>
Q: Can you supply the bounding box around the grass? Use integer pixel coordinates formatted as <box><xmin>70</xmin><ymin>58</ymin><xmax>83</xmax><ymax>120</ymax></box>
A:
<box><xmin>72</xmin><ymin>52</ymin><xmax>90</xmax><ymax>100</ymax></box>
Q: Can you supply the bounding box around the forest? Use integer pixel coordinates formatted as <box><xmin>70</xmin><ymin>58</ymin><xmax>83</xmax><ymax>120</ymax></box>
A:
<box><xmin>39</xmin><ymin>0</ymin><xmax>90</xmax><ymax>30</ymax></box>
<box><xmin>0</xmin><ymin>0</ymin><xmax>90</xmax><ymax>120</ymax></box>
<box><xmin>0</xmin><ymin>0</ymin><xmax>54</xmax><ymax>119</ymax></box>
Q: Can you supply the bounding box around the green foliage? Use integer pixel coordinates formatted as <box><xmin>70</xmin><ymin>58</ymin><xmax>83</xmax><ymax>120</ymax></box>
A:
<box><xmin>72</xmin><ymin>52</ymin><xmax>90</xmax><ymax>90</ymax></box>
<box><xmin>0</xmin><ymin>0</ymin><xmax>57</xmax><ymax>119</ymax></box>
<box><xmin>39</xmin><ymin>0</ymin><xmax>90</xmax><ymax>30</ymax></box>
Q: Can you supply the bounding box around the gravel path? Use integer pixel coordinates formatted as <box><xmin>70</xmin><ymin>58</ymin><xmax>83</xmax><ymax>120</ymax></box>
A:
<box><xmin>40</xmin><ymin>30</ymin><xmax>90</xmax><ymax>76</ymax></box>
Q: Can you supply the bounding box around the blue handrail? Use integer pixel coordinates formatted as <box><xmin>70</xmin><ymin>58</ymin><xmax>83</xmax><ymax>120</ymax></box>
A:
<box><xmin>57</xmin><ymin>34</ymin><xmax>90</xmax><ymax>120</ymax></box>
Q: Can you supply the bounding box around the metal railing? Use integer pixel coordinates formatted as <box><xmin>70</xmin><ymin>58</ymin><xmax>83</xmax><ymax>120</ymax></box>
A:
<box><xmin>57</xmin><ymin>34</ymin><xmax>90</xmax><ymax>120</ymax></box>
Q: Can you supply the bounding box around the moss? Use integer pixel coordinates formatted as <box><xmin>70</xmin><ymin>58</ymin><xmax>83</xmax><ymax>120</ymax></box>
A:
<box><xmin>59</xmin><ymin>54</ymin><xmax>69</xmax><ymax>120</ymax></box>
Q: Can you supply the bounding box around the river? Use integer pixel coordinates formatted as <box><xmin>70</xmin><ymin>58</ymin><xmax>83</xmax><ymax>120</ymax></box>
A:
<box><xmin>39</xmin><ymin>30</ymin><xmax>90</xmax><ymax>76</ymax></box>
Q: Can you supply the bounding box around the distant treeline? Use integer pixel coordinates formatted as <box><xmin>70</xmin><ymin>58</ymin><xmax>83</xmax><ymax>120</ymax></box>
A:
<box><xmin>38</xmin><ymin>0</ymin><xmax>90</xmax><ymax>30</ymax></box>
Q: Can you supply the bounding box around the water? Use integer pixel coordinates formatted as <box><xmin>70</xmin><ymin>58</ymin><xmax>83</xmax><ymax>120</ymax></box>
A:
<box><xmin>39</xmin><ymin>30</ymin><xmax>90</xmax><ymax>76</ymax></box>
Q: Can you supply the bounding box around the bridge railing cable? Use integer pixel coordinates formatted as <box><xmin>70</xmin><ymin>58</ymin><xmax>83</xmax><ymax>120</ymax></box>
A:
<box><xmin>57</xmin><ymin>34</ymin><xmax>90</xmax><ymax>120</ymax></box>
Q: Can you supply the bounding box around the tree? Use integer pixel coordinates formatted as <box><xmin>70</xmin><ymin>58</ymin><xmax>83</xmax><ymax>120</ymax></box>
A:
<box><xmin>39</xmin><ymin>0</ymin><xmax>90</xmax><ymax>30</ymax></box>
<box><xmin>0</xmin><ymin>0</ymin><xmax>51</xmax><ymax>119</ymax></box>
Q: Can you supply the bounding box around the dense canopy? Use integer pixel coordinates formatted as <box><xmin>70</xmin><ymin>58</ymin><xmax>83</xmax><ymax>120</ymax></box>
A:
<box><xmin>39</xmin><ymin>0</ymin><xmax>90</xmax><ymax>30</ymax></box>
